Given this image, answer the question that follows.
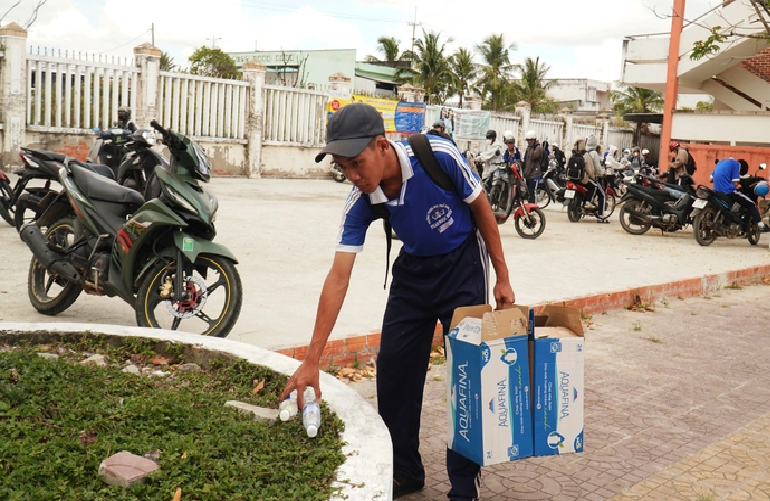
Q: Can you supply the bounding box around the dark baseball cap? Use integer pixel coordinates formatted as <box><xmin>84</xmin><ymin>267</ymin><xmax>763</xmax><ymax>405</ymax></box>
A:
<box><xmin>314</xmin><ymin>104</ymin><xmax>385</xmax><ymax>163</ymax></box>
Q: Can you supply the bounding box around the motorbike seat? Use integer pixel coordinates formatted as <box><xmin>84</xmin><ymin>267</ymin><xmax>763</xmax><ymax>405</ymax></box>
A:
<box><xmin>70</xmin><ymin>163</ymin><xmax>145</xmax><ymax>206</ymax></box>
<box><xmin>24</xmin><ymin>148</ymin><xmax>115</xmax><ymax>180</ymax></box>
<box><xmin>83</xmin><ymin>163</ymin><xmax>116</xmax><ymax>181</ymax></box>
<box><xmin>713</xmin><ymin>191</ymin><xmax>734</xmax><ymax>206</ymax></box>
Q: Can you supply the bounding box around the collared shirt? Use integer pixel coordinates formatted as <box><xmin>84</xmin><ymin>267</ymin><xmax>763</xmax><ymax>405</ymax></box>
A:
<box><xmin>712</xmin><ymin>158</ymin><xmax>740</xmax><ymax>194</ymax></box>
<box><xmin>336</xmin><ymin>138</ymin><xmax>482</xmax><ymax>256</ymax></box>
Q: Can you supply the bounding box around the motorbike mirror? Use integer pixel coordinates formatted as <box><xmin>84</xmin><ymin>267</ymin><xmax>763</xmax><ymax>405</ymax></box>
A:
<box><xmin>760</xmin><ymin>163</ymin><xmax>767</xmax><ymax>170</ymax></box>
<box><xmin>495</xmin><ymin>151</ymin><xmax>500</xmax><ymax>156</ymax></box>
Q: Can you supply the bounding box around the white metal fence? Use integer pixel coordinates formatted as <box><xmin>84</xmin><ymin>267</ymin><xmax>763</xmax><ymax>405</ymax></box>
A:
<box><xmin>606</xmin><ymin>127</ymin><xmax>636</xmax><ymax>150</ymax></box>
<box><xmin>158</xmin><ymin>72</ymin><xmax>250</xmax><ymax>140</ymax></box>
<box><xmin>572</xmin><ymin>124</ymin><xmax>602</xmax><ymax>144</ymax></box>
<box><xmin>489</xmin><ymin>114</ymin><xmax>520</xmax><ymax>141</ymax></box>
<box><xmin>263</xmin><ymin>85</ymin><xmax>327</xmax><ymax>146</ymax></box>
<box><xmin>529</xmin><ymin>119</ymin><xmax>564</xmax><ymax>145</ymax></box>
<box><xmin>26</xmin><ymin>51</ymin><xmax>138</xmax><ymax>131</ymax></box>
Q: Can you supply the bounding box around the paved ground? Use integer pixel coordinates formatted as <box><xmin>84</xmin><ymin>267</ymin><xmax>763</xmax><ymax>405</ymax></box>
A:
<box><xmin>349</xmin><ymin>283</ymin><xmax>770</xmax><ymax>501</ymax></box>
<box><xmin>1</xmin><ymin>177</ymin><xmax>769</xmax><ymax>351</ymax></box>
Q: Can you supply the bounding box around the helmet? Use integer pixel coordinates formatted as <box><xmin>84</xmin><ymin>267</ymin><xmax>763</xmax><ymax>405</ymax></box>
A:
<box><xmin>485</xmin><ymin>129</ymin><xmax>497</xmax><ymax>141</ymax></box>
<box><xmin>502</xmin><ymin>130</ymin><xmax>515</xmax><ymax>142</ymax></box>
<box><xmin>552</xmin><ymin>143</ymin><xmax>559</xmax><ymax>148</ymax></box>
<box><xmin>632</xmin><ymin>146</ymin><xmax>641</xmax><ymax>152</ymax></box>
<box><xmin>642</xmin><ymin>148</ymin><xmax>650</xmax><ymax>155</ymax></box>
<box><xmin>623</xmin><ymin>148</ymin><xmax>631</xmax><ymax>155</ymax></box>
<box><xmin>524</xmin><ymin>129</ymin><xmax>537</xmax><ymax>140</ymax></box>
<box><xmin>669</xmin><ymin>140</ymin><xmax>680</xmax><ymax>151</ymax></box>
<box><xmin>432</xmin><ymin>121</ymin><xmax>444</xmax><ymax>129</ymax></box>
<box><xmin>755</xmin><ymin>182</ymin><xmax>769</xmax><ymax>197</ymax></box>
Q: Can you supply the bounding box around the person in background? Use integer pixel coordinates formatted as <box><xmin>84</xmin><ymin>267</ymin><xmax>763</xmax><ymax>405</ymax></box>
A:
<box><xmin>668</xmin><ymin>141</ymin><xmax>689</xmax><ymax>182</ymax></box>
<box><xmin>427</xmin><ymin>121</ymin><xmax>455</xmax><ymax>145</ymax></box>
<box><xmin>585</xmin><ymin>134</ymin><xmax>608</xmax><ymax>222</ymax></box>
<box><xmin>710</xmin><ymin>157</ymin><xmax>769</xmax><ymax>232</ymax></box>
<box><xmin>522</xmin><ymin>130</ymin><xmax>544</xmax><ymax>204</ymax></box>
<box><xmin>476</xmin><ymin>129</ymin><xmax>504</xmax><ymax>181</ymax></box>
<box><xmin>552</xmin><ymin>143</ymin><xmax>566</xmax><ymax>175</ymax></box>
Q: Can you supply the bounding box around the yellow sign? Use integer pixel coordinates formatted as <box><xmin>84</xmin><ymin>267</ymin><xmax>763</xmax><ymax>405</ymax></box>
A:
<box><xmin>327</xmin><ymin>95</ymin><xmax>398</xmax><ymax>132</ymax></box>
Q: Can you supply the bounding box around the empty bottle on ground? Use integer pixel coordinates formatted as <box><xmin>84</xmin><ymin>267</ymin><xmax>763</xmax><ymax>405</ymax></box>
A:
<box><xmin>302</xmin><ymin>387</ymin><xmax>321</xmax><ymax>438</ymax></box>
<box><xmin>279</xmin><ymin>390</ymin><xmax>298</xmax><ymax>421</ymax></box>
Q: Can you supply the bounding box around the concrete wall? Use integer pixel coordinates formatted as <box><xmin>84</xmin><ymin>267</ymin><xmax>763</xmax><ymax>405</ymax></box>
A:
<box><xmin>260</xmin><ymin>144</ymin><xmax>327</xmax><ymax>178</ymax></box>
<box><xmin>196</xmin><ymin>140</ymin><xmax>248</xmax><ymax>177</ymax></box>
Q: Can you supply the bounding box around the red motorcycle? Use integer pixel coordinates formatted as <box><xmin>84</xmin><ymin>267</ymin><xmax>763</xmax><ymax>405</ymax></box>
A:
<box><xmin>486</xmin><ymin>160</ymin><xmax>546</xmax><ymax>239</ymax></box>
<box><xmin>564</xmin><ymin>180</ymin><xmax>617</xmax><ymax>222</ymax></box>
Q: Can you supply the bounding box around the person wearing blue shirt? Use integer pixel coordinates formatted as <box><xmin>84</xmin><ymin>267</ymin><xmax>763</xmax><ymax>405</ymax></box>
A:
<box><xmin>281</xmin><ymin>104</ymin><xmax>515</xmax><ymax>501</ymax></box>
<box><xmin>711</xmin><ymin>157</ymin><xmax>768</xmax><ymax>231</ymax></box>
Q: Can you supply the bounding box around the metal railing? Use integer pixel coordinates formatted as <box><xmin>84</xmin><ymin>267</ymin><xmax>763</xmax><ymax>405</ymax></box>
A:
<box><xmin>263</xmin><ymin>84</ymin><xmax>328</xmax><ymax>146</ymax></box>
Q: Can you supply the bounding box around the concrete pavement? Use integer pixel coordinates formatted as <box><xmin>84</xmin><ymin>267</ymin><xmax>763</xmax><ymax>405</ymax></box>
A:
<box><xmin>1</xmin><ymin>177</ymin><xmax>769</xmax><ymax>351</ymax></box>
<box><xmin>349</xmin><ymin>283</ymin><xmax>770</xmax><ymax>501</ymax></box>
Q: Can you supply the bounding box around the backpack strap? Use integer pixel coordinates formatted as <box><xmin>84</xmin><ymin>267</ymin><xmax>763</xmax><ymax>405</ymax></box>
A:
<box><xmin>407</xmin><ymin>134</ymin><xmax>455</xmax><ymax>191</ymax></box>
<box><xmin>363</xmin><ymin>197</ymin><xmax>392</xmax><ymax>290</ymax></box>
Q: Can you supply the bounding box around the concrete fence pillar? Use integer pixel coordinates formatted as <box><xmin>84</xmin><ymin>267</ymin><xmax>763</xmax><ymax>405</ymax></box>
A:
<box><xmin>132</xmin><ymin>43</ymin><xmax>162</xmax><ymax>129</ymax></box>
<box><xmin>600</xmin><ymin>113</ymin><xmax>610</xmax><ymax>149</ymax></box>
<box><xmin>242</xmin><ymin>61</ymin><xmax>267</xmax><ymax>178</ymax></box>
<box><xmin>561</xmin><ymin>109</ymin><xmax>575</xmax><ymax>154</ymax></box>
<box><xmin>328</xmin><ymin>72</ymin><xmax>351</xmax><ymax>97</ymax></box>
<box><xmin>464</xmin><ymin>95</ymin><xmax>481</xmax><ymax>111</ymax></box>
<box><xmin>0</xmin><ymin>22</ymin><xmax>28</xmax><ymax>169</ymax></box>
<box><xmin>515</xmin><ymin>101</ymin><xmax>531</xmax><ymax>145</ymax></box>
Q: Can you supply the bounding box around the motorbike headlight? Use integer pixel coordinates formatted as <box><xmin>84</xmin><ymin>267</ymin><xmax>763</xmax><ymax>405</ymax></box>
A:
<box><xmin>163</xmin><ymin>185</ymin><xmax>196</xmax><ymax>213</ymax></box>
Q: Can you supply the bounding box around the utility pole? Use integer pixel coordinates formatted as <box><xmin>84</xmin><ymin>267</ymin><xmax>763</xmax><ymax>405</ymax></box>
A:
<box><xmin>659</xmin><ymin>0</ymin><xmax>686</xmax><ymax>173</ymax></box>
<box><xmin>407</xmin><ymin>6</ymin><xmax>421</xmax><ymax>63</ymax></box>
<box><xmin>206</xmin><ymin>35</ymin><xmax>221</xmax><ymax>49</ymax></box>
<box><xmin>151</xmin><ymin>23</ymin><xmax>154</xmax><ymax>46</ymax></box>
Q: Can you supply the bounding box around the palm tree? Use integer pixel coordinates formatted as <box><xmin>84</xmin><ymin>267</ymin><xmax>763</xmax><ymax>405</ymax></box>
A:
<box><xmin>611</xmin><ymin>84</ymin><xmax>664</xmax><ymax>114</ymax></box>
<box><xmin>448</xmin><ymin>47</ymin><xmax>477</xmax><ymax>108</ymax></box>
<box><xmin>410</xmin><ymin>30</ymin><xmax>453</xmax><ymax>104</ymax></box>
<box><xmin>160</xmin><ymin>51</ymin><xmax>175</xmax><ymax>72</ymax></box>
<box><xmin>476</xmin><ymin>34</ymin><xmax>516</xmax><ymax>111</ymax></box>
<box><xmin>365</xmin><ymin>36</ymin><xmax>405</xmax><ymax>62</ymax></box>
<box><xmin>515</xmin><ymin>57</ymin><xmax>555</xmax><ymax>111</ymax></box>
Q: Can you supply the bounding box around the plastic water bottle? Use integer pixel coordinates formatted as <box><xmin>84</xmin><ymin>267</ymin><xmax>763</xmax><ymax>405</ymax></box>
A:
<box><xmin>302</xmin><ymin>387</ymin><xmax>321</xmax><ymax>438</ymax></box>
<box><xmin>278</xmin><ymin>390</ymin><xmax>298</xmax><ymax>422</ymax></box>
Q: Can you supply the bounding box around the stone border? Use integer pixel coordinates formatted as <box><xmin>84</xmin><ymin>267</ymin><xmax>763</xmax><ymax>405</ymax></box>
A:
<box><xmin>0</xmin><ymin>323</ymin><xmax>392</xmax><ymax>501</ymax></box>
<box><xmin>275</xmin><ymin>264</ymin><xmax>770</xmax><ymax>367</ymax></box>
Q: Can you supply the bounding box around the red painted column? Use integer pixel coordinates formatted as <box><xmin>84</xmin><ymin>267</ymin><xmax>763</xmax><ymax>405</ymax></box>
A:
<box><xmin>659</xmin><ymin>0</ymin><xmax>687</xmax><ymax>171</ymax></box>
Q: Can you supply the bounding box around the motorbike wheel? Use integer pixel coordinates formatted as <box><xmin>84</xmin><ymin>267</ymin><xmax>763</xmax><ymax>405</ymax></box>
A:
<box><xmin>27</xmin><ymin>217</ymin><xmax>83</xmax><ymax>315</ymax></box>
<box><xmin>747</xmin><ymin>223</ymin><xmax>760</xmax><ymax>246</ymax></box>
<box><xmin>536</xmin><ymin>187</ymin><xmax>551</xmax><ymax>209</ymax></box>
<box><xmin>604</xmin><ymin>194</ymin><xmax>617</xmax><ymax>218</ymax></box>
<box><xmin>136</xmin><ymin>255</ymin><xmax>243</xmax><ymax>337</ymax></box>
<box><xmin>0</xmin><ymin>179</ymin><xmax>14</xmax><ymax>226</ymax></box>
<box><xmin>332</xmin><ymin>170</ymin><xmax>346</xmax><ymax>183</ymax></box>
<box><xmin>567</xmin><ymin>194</ymin><xmax>583</xmax><ymax>223</ymax></box>
<box><xmin>515</xmin><ymin>207</ymin><xmax>546</xmax><ymax>239</ymax></box>
<box><xmin>619</xmin><ymin>199</ymin><xmax>651</xmax><ymax>235</ymax></box>
<box><xmin>693</xmin><ymin>206</ymin><xmax>718</xmax><ymax>246</ymax></box>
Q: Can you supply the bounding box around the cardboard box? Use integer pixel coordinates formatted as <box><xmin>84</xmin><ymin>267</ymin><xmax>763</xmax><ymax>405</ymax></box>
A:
<box><xmin>531</xmin><ymin>305</ymin><xmax>585</xmax><ymax>456</ymax></box>
<box><xmin>446</xmin><ymin>305</ymin><xmax>533</xmax><ymax>466</ymax></box>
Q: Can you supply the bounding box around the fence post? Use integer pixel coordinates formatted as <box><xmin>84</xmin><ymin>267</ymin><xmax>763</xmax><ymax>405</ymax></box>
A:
<box><xmin>515</xmin><ymin>101</ymin><xmax>530</xmax><ymax>145</ymax></box>
<box><xmin>132</xmin><ymin>43</ymin><xmax>162</xmax><ymax>129</ymax></box>
<box><xmin>242</xmin><ymin>61</ymin><xmax>266</xmax><ymax>178</ymax></box>
<box><xmin>0</xmin><ymin>22</ymin><xmax>28</xmax><ymax>169</ymax></box>
<box><xmin>599</xmin><ymin>113</ymin><xmax>610</xmax><ymax>148</ymax></box>
<box><xmin>561</xmin><ymin>109</ymin><xmax>574</xmax><ymax>153</ymax></box>
<box><xmin>464</xmin><ymin>95</ymin><xmax>481</xmax><ymax>111</ymax></box>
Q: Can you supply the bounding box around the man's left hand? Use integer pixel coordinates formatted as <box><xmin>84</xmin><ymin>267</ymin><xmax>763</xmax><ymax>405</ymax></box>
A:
<box><xmin>494</xmin><ymin>280</ymin><xmax>515</xmax><ymax>309</ymax></box>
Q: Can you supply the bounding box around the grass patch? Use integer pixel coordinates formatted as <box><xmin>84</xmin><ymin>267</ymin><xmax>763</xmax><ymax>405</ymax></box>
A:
<box><xmin>647</xmin><ymin>337</ymin><xmax>662</xmax><ymax>343</ymax></box>
<box><xmin>0</xmin><ymin>337</ymin><xmax>346</xmax><ymax>501</ymax></box>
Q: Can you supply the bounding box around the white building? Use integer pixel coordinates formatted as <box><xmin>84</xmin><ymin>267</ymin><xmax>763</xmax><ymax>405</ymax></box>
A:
<box><xmin>545</xmin><ymin>79</ymin><xmax>613</xmax><ymax>113</ymax></box>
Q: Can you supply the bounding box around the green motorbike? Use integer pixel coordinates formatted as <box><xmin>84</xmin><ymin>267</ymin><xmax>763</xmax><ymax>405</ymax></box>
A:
<box><xmin>19</xmin><ymin>121</ymin><xmax>242</xmax><ymax>337</ymax></box>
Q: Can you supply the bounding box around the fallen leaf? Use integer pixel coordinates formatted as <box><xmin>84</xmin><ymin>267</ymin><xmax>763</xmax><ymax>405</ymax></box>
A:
<box><xmin>10</xmin><ymin>369</ymin><xmax>19</xmax><ymax>382</ymax></box>
<box><xmin>171</xmin><ymin>487</ymin><xmax>182</xmax><ymax>501</ymax></box>
<box><xmin>437</xmin><ymin>346</ymin><xmax>445</xmax><ymax>356</ymax></box>
<box><xmin>427</xmin><ymin>363</ymin><xmax>432</xmax><ymax>371</ymax></box>
<box><xmin>152</xmin><ymin>356</ymin><xmax>171</xmax><ymax>365</ymax></box>
<box><xmin>251</xmin><ymin>379</ymin><xmax>265</xmax><ymax>395</ymax></box>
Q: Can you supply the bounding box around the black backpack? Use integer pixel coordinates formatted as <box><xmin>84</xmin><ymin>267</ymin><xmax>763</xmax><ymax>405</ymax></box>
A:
<box><xmin>684</xmin><ymin>148</ymin><xmax>697</xmax><ymax>175</ymax></box>
<box><xmin>566</xmin><ymin>152</ymin><xmax>586</xmax><ymax>181</ymax></box>
<box><xmin>538</xmin><ymin>141</ymin><xmax>549</xmax><ymax>172</ymax></box>
<box><xmin>364</xmin><ymin>134</ymin><xmax>456</xmax><ymax>288</ymax></box>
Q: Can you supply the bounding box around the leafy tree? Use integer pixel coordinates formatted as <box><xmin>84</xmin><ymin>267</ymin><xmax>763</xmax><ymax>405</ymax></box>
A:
<box><xmin>188</xmin><ymin>46</ymin><xmax>240</xmax><ymax>80</ymax></box>
<box><xmin>448</xmin><ymin>47</ymin><xmax>477</xmax><ymax>108</ymax></box>
<box><xmin>690</xmin><ymin>0</ymin><xmax>770</xmax><ymax>60</ymax></box>
<box><xmin>160</xmin><ymin>51</ymin><xmax>175</xmax><ymax>72</ymax></box>
<box><xmin>696</xmin><ymin>99</ymin><xmax>714</xmax><ymax>111</ymax></box>
<box><xmin>410</xmin><ymin>30</ymin><xmax>453</xmax><ymax>104</ymax></box>
<box><xmin>365</xmin><ymin>37</ymin><xmax>405</xmax><ymax>62</ymax></box>
<box><xmin>476</xmin><ymin>34</ymin><xmax>516</xmax><ymax>111</ymax></box>
<box><xmin>611</xmin><ymin>83</ymin><xmax>664</xmax><ymax>114</ymax></box>
<box><xmin>514</xmin><ymin>56</ymin><xmax>555</xmax><ymax>112</ymax></box>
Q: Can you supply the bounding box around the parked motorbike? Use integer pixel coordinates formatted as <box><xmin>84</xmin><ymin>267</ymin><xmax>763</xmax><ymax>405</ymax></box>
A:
<box><xmin>618</xmin><ymin>174</ymin><xmax>696</xmax><ymax>235</ymax></box>
<box><xmin>19</xmin><ymin>120</ymin><xmax>243</xmax><ymax>337</ymax></box>
<box><xmin>330</xmin><ymin>161</ymin><xmax>346</xmax><ymax>183</ymax></box>
<box><xmin>563</xmin><ymin>181</ymin><xmax>617</xmax><ymax>222</ymax></box>
<box><xmin>5</xmin><ymin>148</ymin><xmax>115</xmax><ymax>231</ymax></box>
<box><xmin>486</xmin><ymin>160</ymin><xmax>546</xmax><ymax>239</ymax></box>
<box><xmin>86</xmin><ymin>127</ymin><xmax>135</xmax><ymax>176</ymax></box>
<box><xmin>691</xmin><ymin>163</ymin><xmax>768</xmax><ymax>246</ymax></box>
<box><xmin>115</xmin><ymin>129</ymin><xmax>169</xmax><ymax>196</ymax></box>
<box><xmin>535</xmin><ymin>160</ymin><xmax>565</xmax><ymax>209</ymax></box>
<box><xmin>691</xmin><ymin>186</ymin><xmax>761</xmax><ymax>246</ymax></box>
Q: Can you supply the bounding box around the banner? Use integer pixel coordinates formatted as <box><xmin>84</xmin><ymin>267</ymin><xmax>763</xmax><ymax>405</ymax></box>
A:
<box><xmin>454</xmin><ymin>110</ymin><xmax>491</xmax><ymax>141</ymax></box>
<box><xmin>327</xmin><ymin>95</ymin><xmax>425</xmax><ymax>134</ymax></box>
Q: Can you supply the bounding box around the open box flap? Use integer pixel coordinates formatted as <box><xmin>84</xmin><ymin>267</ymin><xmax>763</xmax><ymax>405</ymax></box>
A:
<box><xmin>450</xmin><ymin>305</ymin><xmax>492</xmax><ymax>331</ymax></box>
<box><xmin>534</xmin><ymin>305</ymin><xmax>584</xmax><ymax>338</ymax></box>
<box><xmin>481</xmin><ymin>307</ymin><xmax>528</xmax><ymax>342</ymax></box>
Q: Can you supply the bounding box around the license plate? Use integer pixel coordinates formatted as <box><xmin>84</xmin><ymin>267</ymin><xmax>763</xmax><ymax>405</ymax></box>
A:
<box><xmin>692</xmin><ymin>199</ymin><xmax>707</xmax><ymax>209</ymax></box>
<box><xmin>564</xmin><ymin>190</ymin><xmax>575</xmax><ymax>199</ymax></box>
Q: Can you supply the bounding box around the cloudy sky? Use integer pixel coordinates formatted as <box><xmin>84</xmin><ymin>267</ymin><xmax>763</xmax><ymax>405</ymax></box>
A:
<box><xmin>6</xmin><ymin>0</ymin><xmax>716</xmax><ymax>83</ymax></box>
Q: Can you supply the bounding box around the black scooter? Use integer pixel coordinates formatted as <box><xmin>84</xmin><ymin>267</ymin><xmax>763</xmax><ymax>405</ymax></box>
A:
<box><xmin>115</xmin><ymin>129</ymin><xmax>170</xmax><ymax>196</ymax></box>
<box><xmin>618</xmin><ymin>174</ymin><xmax>696</xmax><ymax>235</ymax></box>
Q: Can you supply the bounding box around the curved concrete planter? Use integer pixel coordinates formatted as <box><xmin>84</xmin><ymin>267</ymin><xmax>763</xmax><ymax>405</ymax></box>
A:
<box><xmin>0</xmin><ymin>322</ymin><xmax>393</xmax><ymax>501</ymax></box>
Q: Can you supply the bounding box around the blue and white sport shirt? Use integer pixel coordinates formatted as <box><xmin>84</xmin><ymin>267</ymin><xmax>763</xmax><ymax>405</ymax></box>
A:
<box><xmin>336</xmin><ymin>137</ymin><xmax>482</xmax><ymax>257</ymax></box>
